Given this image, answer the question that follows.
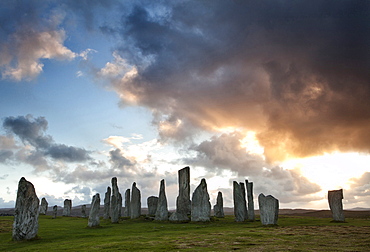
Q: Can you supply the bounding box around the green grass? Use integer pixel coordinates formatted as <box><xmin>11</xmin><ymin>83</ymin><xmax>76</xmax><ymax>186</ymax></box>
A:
<box><xmin>1</xmin><ymin>215</ymin><xmax>370</xmax><ymax>251</ymax></box>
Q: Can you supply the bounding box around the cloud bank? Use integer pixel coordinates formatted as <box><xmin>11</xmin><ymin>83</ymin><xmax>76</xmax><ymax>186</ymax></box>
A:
<box><xmin>98</xmin><ymin>0</ymin><xmax>370</xmax><ymax>162</ymax></box>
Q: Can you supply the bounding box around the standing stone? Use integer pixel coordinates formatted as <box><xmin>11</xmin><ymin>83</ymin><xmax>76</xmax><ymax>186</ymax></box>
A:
<box><xmin>118</xmin><ymin>192</ymin><xmax>123</xmax><ymax>218</ymax></box>
<box><xmin>328</xmin><ymin>189</ymin><xmax>345</xmax><ymax>222</ymax></box>
<box><xmin>39</xmin><ymin>197</ymin><xmax>48</xmax><ymax>215</ymax></box>
<box><xmin>62</xmin><ymin>199</ymin><xmax>72</xmax><ymax>217</ymax></box>
<box><xmin>123</xmin><ymin>189</ymin><xmax>131</xmax><ymax>217</ymax></box>
<box><xmin>169</xmin><ymin>166</ymin><xmax>191</xmax><ymax>221</ymax></box>
<box><xmin>103</xmin><ymin>186</ymin><xmax>111</xmax><ymax>220</ymax></box>
<box><xmin>52</xmin><ymin>205</ymin><xmax>57</xmax><ymax>219</ymax></box>
<box><xmin>214</xmin><ymin>191</ymin><xmax>224</xmax><ymax>218</ymax></box>
<box><xmin>12</xmin><ymin>177</ymin><xmax>40</xmax><ymax>241</ymax></box>
<box><xmin>191</xmin><ymin>178</ymin><xmax>211</xmax><ymax>222</ymax></box>
<box><xmin>155</xmin><ymin>179</ymin><xmax>169</xmax><ymax>221</ymax></box>
<box><xmin>258</xmin><ymin>193</ymin><xmax>279</xmax><ymax>225</ymax></box>
<box><xmin>240</xmin><ymin>182</ymin><xmax>248</xmax><ymax>220</ymax></box>
<box><xmin>88</xmin><ymin>193</ymin><xmax>100</xmax><ymax>227</ymax></box>
<box><xmin>147</xmin><ymin>196</ymin><xmax>158</xmax><ymax>216</ymax></box>
<box><xmin>246</xmin><ymin>180</ymin><xmax>255</xmax><ymax>221</ymax></box>
<box><xmin>130</xmin><ymin>182</ymin><xmax>141</xmax><ymax>219</ymax></box>
<box><xmin>110</xmin><ymin>177</ymin><xmax>121</xmax><ymax>223</ymax></box>
<box><xmin>233</xmin><ymin>181</ymin><xmax>246</xmax><ymax>222</ymax></box>
<box><xmin>81</xmin><ymin>205</ymin><xmax>87</xmax><ymax>218</ymax></box>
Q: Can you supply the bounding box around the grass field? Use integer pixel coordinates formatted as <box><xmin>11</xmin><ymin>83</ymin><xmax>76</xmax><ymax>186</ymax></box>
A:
<box><xmin>1</xmin><ymin>215</ymin><xmax>370</xmax><ymax>251</ymax></box>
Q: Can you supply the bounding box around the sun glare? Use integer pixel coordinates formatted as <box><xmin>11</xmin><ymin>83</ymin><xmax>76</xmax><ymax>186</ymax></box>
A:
<box><xmin>281</xmin><ymin>152</ymin><xmax>370</xmax><ymax>193</ymax></box>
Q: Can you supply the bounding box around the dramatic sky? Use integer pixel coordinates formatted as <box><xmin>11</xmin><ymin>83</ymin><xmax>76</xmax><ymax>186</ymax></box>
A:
<box><xmin>1</xmin><ymin>0</ymin><xmax>369</xmax><ymax>210</ymax></box>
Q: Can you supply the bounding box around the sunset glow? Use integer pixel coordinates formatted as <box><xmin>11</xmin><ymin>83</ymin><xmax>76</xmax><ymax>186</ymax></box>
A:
<box><xmin>0</xmin><ymin>1</ymin><xmax>369</xmax><ymax>210</ymax></box>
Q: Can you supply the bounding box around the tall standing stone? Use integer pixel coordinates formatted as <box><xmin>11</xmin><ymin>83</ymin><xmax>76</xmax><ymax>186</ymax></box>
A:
<box><xmin>169</xmin><ymin>166</ymin><xmax>191</xmax><ymax>221</ymax></box>
<box><xmin>214</xmin><ymin>191</ymin><xmax>224</xmax><ymax>218</ymax></box>
<box><xmin>328</xmin><ymin>189</ymin><xmax>345</xmax><ymax>222</ymax></box>
<box><xmin>88</xmin><ymin>193</ymin><xmax>100</xmax><ymax>227</ymax></box>
<box><xmin>52</xmin><ymin>205</ymin><xmax>57</xmax><ymax>219</ymax></box>
<box><xmin>81</xmin><ymin>205</ymin><xmax>87</xmax><ymax>218</ymax></box>
<box><xmin>103</xmin><ymin>186</ymin><xmax>111</xmax><ymax>220</ymax></box>
<box><xmin>63</xmin><ymin>199</ymin><xmax>72</xmax><ymax>217</ymax></box>
<box><xmin>155</xmin><ymin>179</ymin><xmax>169</xmax><ymax>221</ymax></box>
<box><xmin>123</xmin><ymin>189</ymin><xmax>131</xmax><ymax>217</ymax></box>
<box><xmin>240</xmin><ymin>182</ymin><xmax>248</xmax><ymax>220</ymax></box>
<box><xmin>246</xmin><ymin>180</ymin><xmax>255</xmax><ymax>221</ymax></box>
<box><xmin>39</xmin><ymin>197</ymin><xmax>48</xmax><ymax>215</ymax></box>
<box><xmin>191</xmin><ymin>178</ymin><xmax>211</xmax><ymax>222</ymax></box>
<box><xmin>110</xmin><ymin>177</ymin><xmax>121</xmax><ymax>223</ymax></box>
<box><xmin>258</xmin><ymin>193</ymin><xmax>279</xmax><ymax>225</ymax></box>
<box><xmin>130</xmin><ymin>182</ymin><xmax>141</xmax><ymax>219</ymax></box>
<box><xmin>147</xmin><ymin>196</ymin><xmax>158</xmax><ymax>216</ymax></box>
<box><xmin>233</xmin><ymin>181</ymin><xmax>246</xmax><ymax>222</ymax></box>
<box><xmin>118</xmin><ymin>193</ymin><xmax>123</xmax><ymax>218</ymax></box>
<box><xmin>12</xmin><ymin>177</ymin><xmax>40</xmax><ymax>241</ymax></box>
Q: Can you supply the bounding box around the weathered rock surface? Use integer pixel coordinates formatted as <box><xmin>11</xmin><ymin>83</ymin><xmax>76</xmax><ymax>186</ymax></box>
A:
<box><xmin>246</xmin><ymin>180</ymin><xmax>255</xmax><ymax>221</ymax></box>
<box><xmin>240</xmin><ymin>182</ymin><xmax>248</xmax><ymax>220</ymax></box>
<box><xmin>81</xmin><ymin>205</ymin><xmax>87</xmax><ymax>218</ymax></box>
<box><xmin>155</xmin><ymin>179</ymin><xmax>169</xmax><ymax>221</ymax></box>
<box><xmin>123</xmin><ymin>189</ymin><xmax>130</xmax><ymax>217</ymax></box>
<box><xmin>170</xmin><ymin>166</ymin><xmax>191</xmax><ymax>221</ymax></box>
<box><xmin>52</xmin><ymin>205</ymin><xmax>57</xmax><ymax>219</ymax></box>
<box><xmin>88</xmin><ymin>193</ymin><xmax>100</xmax><ymax>227</ymax></box>
<box><xmin>258</xmin><ymin>193</ymin><xmax>279</xmax><ymax>225</ymax></box>
<box><xmin>130</xmin><ymin>182</ymin><xmax>141</xmax><ymax>219</ymax></box>
<box><xmin>63</xmin><ymin>199</ymin><xmax>72</xmax><ymax>217</ymax></box>
<box><xmin>328</xmin><ymin>189</ymin><xmax>345</xmax><ymax>222</ymax></box>
<box><xmin>191</xmin><ymin>178</ymin><xmax>211</xmax><ymax>222</ymax></box>
<box><xmin>233</xmin><ymin>181</ymin><xmax>246</xmax><ymax>222</ymax></box>
<box><xmin>110</xmin><ymin>177</ymin><xmax>121</xmax><ymax>223</ymax></box>
<box><xmin>214</xmin><ymin>191</ymin><xmax>224</xmax><ymax>218</ymax></box>
<box><xmin>39</xmin><ymin>197</ymin><xmax>48</xmax><ymax>215</ymax></box>
<box><xmin>12</xmin><ymin>177</ymin><xmax>40</xmax><ymax>241</ymax></box>
<box><xmin>147</xmin><ymin>196</ymin><xmax>158</xmax><ymax>216</ymax></box>
<box><xmin>103</xmin><ymin>186</ymin><xmax>111</xmax><ymax>220</ymax></box>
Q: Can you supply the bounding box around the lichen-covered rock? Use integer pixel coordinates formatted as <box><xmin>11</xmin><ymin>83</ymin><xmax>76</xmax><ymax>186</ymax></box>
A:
<box><xmin>52</xmin><ymin>205</ymin><xmax>57</xmax><ymax>219</ymax></box>
<box><xmin>110</xmin><ymin>177</ymin><xmax>121</xmax><ymax>223</ymax></box>
<box><xmin>88</xmin><ymin>193</ymin><xmax>100</xmax><ymax>227</ymax></box>
<box><xmin>328</xmin><ymin>189</ymin><xmax>345</xmax><ymax>222</ymax></box>
<box><xmin>12</xmin><ymin>177</ymin><xmax>40</xmax><ymax>241</ymax></box>
<box><xmin>81</xmin><ymin>205</ymin><xmax>87</xmax><ymax>218</ymax></box>
<box><xmin>123</xmin><ymin>189</ymin><xmax>130</xmax><ymax>217</ymax></box>
<box><xmin>214</xmin><ymin>191</ymin><xmax>224</xmax><ymax>218</ymax></box>
<box><xmin>130</xmin><ymin>182</ymin><xmax>141</xmax><ymax>219</ymax></box>
<box><xmin>246</xmin><ymin>180</ymin><xmax>255</xmax><ymax>221</ymax></box>
<box><xmin>63</xmin><ymin>199</ymin><xmax>72</xmax><ymax>217</ymax></box>
<box><xmin>191</xmin><ymin>178</ymin><xmax>211</xmax><ymax>222</ymax></box>
<box><xmin>147</xmin><ymin>196</ymin><xmax>158</xmax><ymax>216</ymax></box>
<box><xmin>233</xmin><ymin>181</ymin><xmax>246</xmax><ymax>222</ymax></box>
<box><xmin>258</xmin><ymin>193</ymin><xmax>279</xmax><ymax>225</ymax></box>
<box><xmin>155</xmin><ymin>179</ymin><xmax>169</xmax><ymax>221</ymax></box>
<box><xmin>39</xmin><ymin>197</ymin><xmax>48</xmax><ymax>215</ymax></box>
<box><xmin>171</xmin><ymin>166</ymin><xmax>191</xmax><ymax>221</ymax></box>
<box><xmin>103</xmin><ymin>186</ymin><xmax>111</xmax><ymax>220</ymax></box>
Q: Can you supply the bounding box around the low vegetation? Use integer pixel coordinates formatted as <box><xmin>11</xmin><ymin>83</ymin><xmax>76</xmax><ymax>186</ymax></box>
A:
<box><xmin>1</xmin><ymin>215</ymin><xmax>370</xmax><ymax>251</ymax></box>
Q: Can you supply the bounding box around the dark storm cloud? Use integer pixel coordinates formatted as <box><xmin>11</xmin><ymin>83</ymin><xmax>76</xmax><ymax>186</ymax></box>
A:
<box><xmin>102</xmin><ymin>0</ymin><xmax>370</xmax><ymax>161</ymax></box>
<box><xmin>3</xmin><ymin>115</ymin><xmax>91</xmax><ymax>162</ymax></box>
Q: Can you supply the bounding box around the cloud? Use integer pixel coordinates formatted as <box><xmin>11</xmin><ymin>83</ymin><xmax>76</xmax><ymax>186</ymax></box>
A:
<box><xmin>184</xmin><ymin>132</ymin><xmax>321</xmax><ymax>203</ymax></box>
<box><xmin>3</xmin><ymin>115</ymin><xmax>91</xmax><ymax>163</ymax></box>
<box><xmin>345</xmin><ymin>172</ymin><xmax>370</xmax><ymax>205</ymax></box>
<box><xmin>98</xmin><ymin>0</ymin><xmax>370</xmax><ymax>162</ymax></box>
